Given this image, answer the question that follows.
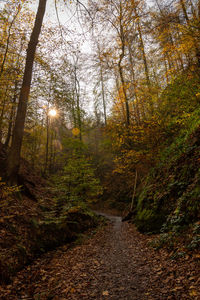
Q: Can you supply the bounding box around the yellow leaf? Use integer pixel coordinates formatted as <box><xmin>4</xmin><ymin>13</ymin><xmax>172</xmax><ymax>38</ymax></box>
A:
<box><xmin>72</xmin><ymin>128</ymin><xmax>80</xmax><ymax>136</ymax></box>
<box><xmin>189</xmin><ymin>290</ymin><xmax>197</xmax><ymax>297</ymax></box>
<box><xmin>102</xmin><ymin>291</ymin><xmax>109</xmax><ymax>296</ymax></box>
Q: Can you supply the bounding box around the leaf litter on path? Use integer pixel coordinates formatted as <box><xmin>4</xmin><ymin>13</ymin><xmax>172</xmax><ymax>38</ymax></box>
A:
<box><xmin>0</xmin><ymin>214</ymin><xmax>199</xmax><ymax>299</ymax></box>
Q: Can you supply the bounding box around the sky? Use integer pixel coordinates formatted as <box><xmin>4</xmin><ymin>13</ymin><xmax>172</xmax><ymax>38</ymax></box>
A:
<box><xmin>29</xmin><ymin>0</ymin><xmax>95</xmax><ymax>114</ymax></box>
<box><xmin>2</xmin><ymin>0</ymin><xmax>156</xmax><ymax>117</ymax></box>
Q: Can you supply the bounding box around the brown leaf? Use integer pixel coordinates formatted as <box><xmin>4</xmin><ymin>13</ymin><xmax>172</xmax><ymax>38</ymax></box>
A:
<box><xmin>102</xmin><ymin>291</ymin><xmax>109</xmax><ymax>296</ymax></box>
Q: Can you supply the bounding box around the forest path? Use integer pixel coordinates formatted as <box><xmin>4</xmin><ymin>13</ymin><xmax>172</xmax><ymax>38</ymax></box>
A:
<box><xmin>1</xmin><ymin>212</ymin><xmax>199</xmax><ymax>299</ymax></box>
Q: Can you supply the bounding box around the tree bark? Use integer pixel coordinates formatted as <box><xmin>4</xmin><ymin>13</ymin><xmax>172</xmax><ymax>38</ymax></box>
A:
<box><xmin>118</xmin><ymin>1</ymin><xmax>130</xmax><ymax>127</ymax></box>
<box><xmin>100</xmin><ymin>62</ymin><xmax>107</xmax><ymax>126</ymax></box>
<box><xmin>5</xmin><ymin>81</ymin><xmax>18</xmax><ymax>147</ymax></box>
<box><xmin>180</xmin><ymin>0</ymin><xmax>200</xmax><ymax>67</ymax></box>
<box><xmin>0</xmin><ymin>5</ymin><xmax>21</xmax><ymax>78</ymax></box>
<box><xmin>0</xmin><ymin>88</ymin><xmax>9</xmax><ymax>142</ymax></box>
<box><xmin>7</xmin><ymin>0</ymin><xmax>47</xmax><ymax>184</ymax></box>
<box><xmin>128</xmin><ymin>42</ymin><xmax>141</xmax><ymax>124</ymax></box>
<box><xmin>74</xmin><ymin>66</ymin><xmax>82</xmax><ymax>141</ymax></box>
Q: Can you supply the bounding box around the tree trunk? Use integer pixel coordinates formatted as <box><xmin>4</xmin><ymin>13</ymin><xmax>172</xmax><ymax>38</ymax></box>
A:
<box><xmin>180</xmin><ymin>0</ymin><xmax>190</xmax><ymax>24</ymax></box>
<box><xmin>128</xmin><ymin>42</ymin><xmax>141</xmax><ymax>124</ymax></box>
<box><xmin>0</xmin><ymin>5</ymin><xmax>21</xmax><ymax>79</ymax></box>
<box><xmin>74</xmin><ymin>66</ymin><xmax>82</xmax><ymax>141</ymax></box>
<box><xmin>198</xmin><ymin>0</ymin><xmax>200</xmax><ymax>18</ymax></box>
<box><xmin>118</xmin><ymin>2</ymin><xmax>130</xmax><ymax>127</ymax></box>
<box><xmin>72</xmin><ymin>91</ymin><xmax>77</xmax><ymax>128</ymax></box>
<box><xmin>180</xmin><ymin>0</ymin><xmax>200</xmax><ymax>67</ymax></box>
<box><xmin>100</xmin><ymin>62</ymin><xmax>107</xmax><ymax>126</ymax></box>
<box><xmin>44</xmin><ymin>112</ymin><xmax>49</xmax><ymax>174</ymax></box>
<box><xmin>5</xmin><ymin>81</ymin><xmax>19</xmax><ymax>147</ymax></box>
<box><xmin>7</xmin><ymin>0</ymin><xmax>47</xmax><ymax>184</ymax></box>
<box><xmin>0</xmin><ymin>88</ymin><xmax>9</xmax><ymax>142</ymax></box>
<box><xmin>115</xmin><ymin>74</ymin><xmax>127</xmax><ymax>122</ymax></box>
<box><xmin>135</xmin><ymin>10</ymin><xmax>150</xmax><ymax>87</ymax></box>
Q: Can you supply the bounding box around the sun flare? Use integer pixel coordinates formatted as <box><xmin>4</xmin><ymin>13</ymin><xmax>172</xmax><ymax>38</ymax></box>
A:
<box><xmin>48</xmin><ymin>109</ymin><xmax>57</xmax><ymax>117</ymax></box>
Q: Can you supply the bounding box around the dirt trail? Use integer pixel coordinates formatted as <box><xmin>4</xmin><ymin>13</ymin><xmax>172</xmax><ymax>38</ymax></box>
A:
<box><xmin>1</xmin><ymin>213</ymin><xmax>200</xmax><ymax>299</ymax></box>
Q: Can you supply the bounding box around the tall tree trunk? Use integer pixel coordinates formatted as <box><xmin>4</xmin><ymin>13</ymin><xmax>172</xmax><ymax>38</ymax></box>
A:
<box><xmin>0</xmin><ymin>88</ymin><xmax>9</xmax><ymax>142</ymax></box>
<box><xmin>180</xmin><ymin>0</ymin><xmax>200</xmax><ymax>67</ymax></box>
<box><xmin>5</xmin><ymin>38</ymin><xmax>23</xmax><ymax>147</ymax></box>
<box><xmin>118</xmin><ymin>2</ymin><xmax>130</xmax><ymax>127</ymax></box>
<box><xmin>72</xmin><ymin>91</ymin><xmax>77</xmax><ymax>128</ymax></box>
<box><xmin>7</xmin><ymin>0</ymin><xmax>47</xmax><ymax>184</ymax></box>
<box><xmin>198</xmin><ymin>0</ymin><xmax>200</xmax><ymax>18</ymax></box>
<box><xmin>5</xmin><ymin>81</ymin><xmax>19</xmax><ymax>147</ymax></box>
<box><xmin>44</xmin><ymin>111</ymin><xmax>49</xmax><ymax>174</ymax></box>
<box><xmin>128</xmin><ymin>43</ymin><xmax>141</xmax><ymax>124</ymax></box>
<box><xmin>133</xmin><ymin>5</ymin><xmax>154</xmax><ymax>115</ymax></box>
<box><xmin>74</xmin><ymin>66</ymin><xmax>82</xmax><ymax>141</ymax></box>
<box><xmin>180</xmin><ymin>0</ymin><xmax>190</xmax><ymax>23</ymax></box>
<box><xmin>100</xmin><ymin>62</ymin><xmax>107</xmax><ymax>126</ymax></box>
<box><xmin>115</xmin><ymin>74</ymin><xmax>127</xmax><ymax>123</ymax></box>
<box><xmin>97</xmin><ymin>42</ymin><xmax>107</xmax><ymax>126</ymax></box>
<box><xmin>0</xmin><ymin>5</ymin><xmax>21</xmax><ymax>78</ymax></box>
<box><xmin>134</xmin><ymin>8</ymin><xmax>150</xmax><ymax>87</ymax></box>
<box><xmin>164</xmin><ymin>57</ymin><xmax>169</xmax><ymax>84</ymax></box>
<box><xmin>189</xmin><ymin>0</ymin><xmax>196</xmax><ymax>19</ymax></box>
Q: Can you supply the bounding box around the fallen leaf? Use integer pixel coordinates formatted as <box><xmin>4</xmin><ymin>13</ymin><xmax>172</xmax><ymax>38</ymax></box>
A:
<box><xmin>189</xmin><ymin>290</ymin><xmax>198</xmax><ymax>297</ymax></box>
<box><xmin>102</xmin><ymin>290</ymin><xmax>109</xmax><ymax>296</ymax></box>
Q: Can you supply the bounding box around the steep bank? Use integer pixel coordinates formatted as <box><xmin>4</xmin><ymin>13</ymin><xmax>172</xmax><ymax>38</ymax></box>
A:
<box><xmin>133</xmin><ymin>108</ymin><xmax>200</xmax><ymax>250</ymax></box>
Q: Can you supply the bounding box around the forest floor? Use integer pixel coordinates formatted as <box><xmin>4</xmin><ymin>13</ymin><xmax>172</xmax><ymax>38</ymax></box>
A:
<box><xmin>0</xmin><ymin>212</ymin><xmax>200</xmax><ymax>300</ymax></box>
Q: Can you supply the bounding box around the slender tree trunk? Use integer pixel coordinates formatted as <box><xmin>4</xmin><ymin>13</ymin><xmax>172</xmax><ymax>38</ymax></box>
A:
<box><xmin>133</xmin><ymin>6</ymin><xmax>154</xmax><ymax>115</ymax></box>
<box><xmin>100</xmin><ymin>63</ymin><xmax>107</xmax><ymax>126</ymax></box>
<box><xmin>164</xmin><ymin>57</ymin><xmax>169</xmax><ymax>84</ymax></box>
<box><xmin>72</xmin><ymin>91</ymin><xmax>77</xmax><ymax>128</ymax></box>
<box><xmin>118</xmin><ymin>60</ymin><xmax>130</xmax><ymax>126</ymax></box>
<box><xmin>166</xmin><ymin>52</ymin><xmax>173</xmax><ymax>70</ymax></box>
<box><xmin>176</xmin><ymin>30</ymin><xmax>184</xmax><ymax>70</ymax></box>
<box><xmin>0</xmin><ymin>99</ymin><xmax>6</xmax><ymax>142</ymax></box>
<box><xmin>115</xmin><ymin>74</ymin><xmax>126</xmax><ymax>123</ymax></box>
<box><xmin>5</xmin><ymin>81</ymin><xmax>19</xmax><ymax>147</ymax></box>
<box><xmin>198</xmin><ymin>0</ymin><xmax>200</xmax><ymax>18</ymax></box>
<box><xmin>49</xmin><ymin>129</ymin><xmax>54</xmax><ymax>173</ymax></box>
<box><xmin>118</xmin><ymin>2</ymin><xmax>130</xmax><ymax>126</ymax></box>
<box><xmin>180</xmin><ymin>0</ymin><xmax>200</xmax><ymax>67</ymax></box>
<box><xmin>0</xmin><ymin>5</ymin><xmax>21</xmax><ymax>78</ymax></box>
<box><xmin>189</xmin><ymin>0</ymin><xmax>196</xmax><ymax>19</ymax></box>
<box><xmin>7</xmin><ymin>0</ymin><xmax>47</xmax><ymax>184</ymax></box>
<box><xmin>0</xmin><ymin>88</ymin><xmax>9</xmax><ymax>142</ymax></box>
<box><xmin>74</xmin><ymin>66</ymin><xmax>82</xmax><ymax>141</ymax></box>
<box><xmin>180</xmin><ymin>0</ymin><xmax>190</xmax><ymax>23</ymax></box>
<box><xmin>97</xmin><ymin>42</ymin><xmax>107</xmax><ymax>126</ymax></box>
<box><xmin>5</xmin><ymin>38</ymin><xmax>24</xmax><ymax>148</ymax></box>
<box><xmin>135</xmin><ymin>10</ymin><xmax>150</xmax><ymax>87</ymax></box>
<box><xmin>44</xmin><ymin>113</ymin><xmax>49</xmax><ymax>174</ymax></box>
<box><xmin>128</xmin><ymin>43</ymin><xmax>140</xmax><ymax>124</ymax></box>
<box><xmin>130</xmin><ymin>170</ymin><xmax>137</xmax><ymax>211</ymax></box>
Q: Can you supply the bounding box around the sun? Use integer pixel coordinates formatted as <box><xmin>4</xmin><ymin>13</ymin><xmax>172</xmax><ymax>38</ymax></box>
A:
<box><xmin>48</xmin><ymin>109</ymin><xmax>57</xmax><ymax>117</ymax></box>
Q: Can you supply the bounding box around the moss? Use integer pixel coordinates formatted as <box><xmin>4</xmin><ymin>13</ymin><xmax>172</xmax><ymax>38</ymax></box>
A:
<box><xmin>135</xmin><ymin>208</ymin><xmax>166</xmax><ymax>233</ymax></box>
<box><xmin>134</xmin><ymin>116</ymin><xmax>200</xmax><ymax>237</ymax></box>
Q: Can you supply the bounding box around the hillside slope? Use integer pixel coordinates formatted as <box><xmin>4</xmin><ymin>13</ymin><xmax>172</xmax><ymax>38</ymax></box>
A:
<box><xmin>0</xmin><ymin>150</ymin><xmax>99</xmax><ymax>283</ymax></box>
<box><xmin>134</xmin><ymin>108</ymin><xmax>200</xmax><ymax>250</ymax></box>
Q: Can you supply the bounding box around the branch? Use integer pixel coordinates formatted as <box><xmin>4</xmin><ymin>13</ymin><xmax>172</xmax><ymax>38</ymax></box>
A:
<box><xmin>76</xmin><ymin>0</ymin><xmax>92</xmax><ymax>20</ymax></box>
